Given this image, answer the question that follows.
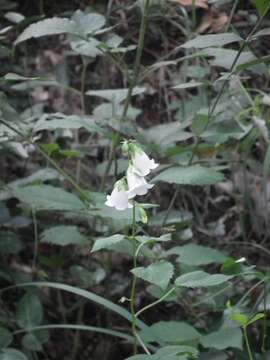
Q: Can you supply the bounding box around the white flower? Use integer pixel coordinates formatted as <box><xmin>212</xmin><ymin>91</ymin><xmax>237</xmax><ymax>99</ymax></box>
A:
<box><xmin>105</xmin><ymin>180</ymin><xmax>133</xmax><ymax>211</ymax></box>
<box><xmin>127</xmin><ymin>165</ymin><xmax>154</xmax><ymax>199</ymax></box>
<box><xmin>131</xmin><ymin>148</ymin><xmax>159</xmax><ymax>176</ymax></box>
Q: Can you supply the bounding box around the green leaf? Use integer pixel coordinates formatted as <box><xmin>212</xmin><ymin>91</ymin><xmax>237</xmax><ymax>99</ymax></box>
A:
<box><xmin>246</xmin><ymin>313</ymin><xmax>265</xmax><ymax>326</ymax></box>
<box><xmin>15</xmin><ymin>18</ymin><xmax>77</xmax><ymax>45</ymax></box>
<box><xmin>91</xmin><ymin>234</ymin><xmax>125</xmax><ymax>253</ymax></box>
<box><xmin>22</xmin><ymin>330</ymin><xmax>49</xmax><ymax>351</ymax></box>
<box><xmin>70</xmin><ymin>38</ymin><xmax>102</xmax><ymax>57</ymax></box>
<box><xmin>131</xmin><ymin>261</ymin><xmax>174</xmax><ymax>290</ymax></box>
<box><xmin>86</xmin><ymin>87</ymin><xmax>145</xmax><ymax>104</ymax></box>
<box><xmin>231</xmin><ymin>313</ymin><xmax>248</xmax><ymax>326</ymax></box>
<box><xmin>200</xmin><ymin>327</ymin><xmax>243</xmax><ymax>350</ymax></box>
<box><xmin>236</xmin><ymin>55</ymin><xmax>270</xmax><ymax>72</ymax></box>
<box><xmin>153</xmin><ymin>166</ymin><xmax>225</xmax><ymax>185</ymax></box>
<box><xmin>70</xmin><ymin>265</ymin><xmax>105</xmax><ymax>287</ymax></box>
<box><xmin>181</xmin><ymin>33</ymin><xmax>243</xmax><ymax>49</ymax></box>
<box><xmin>140</xmin><ymin>321</ymin><xmax>200</xmax><ymax>343</ymax></box>
<box><xmin>165</xmin><ymin>244</ymin><xmax>226</xmax><ymax>265</ymax></box>
<box><xmin>175</xmin><ymin>271</ymin><xmax>232</xmax><ymax>288</ymax></box>
<box><xmin>155</xmin><ymin>345</ymin><xmax>198</xmax><ymax>358</ymax></box>
<box><xmin>16</xmin><ymin>294</ymin><xmax>43</xmax><ymax>328</ymax></box>
<box><xmin>252</xmin><ymin>28</ymin><xmax>270</xmax><ymax>38</ymax></box>
<box><xmin>71</xmin><ymin>10</ymin><xmax>105</xmax><ymax>34</ymax></box>
<box><xmin>221</xmin><ymin>258</ymin><xmax>243</xmax><ymax>275</ymax></box>
<box><xmin>8</xmin><ymin>282</ymin><xmax>153</xmax><ymax>336</ymax></box>
<box><xmin>142</xmin><ymin>121</ymin><xmax>193</xmax><ymax>150</ymax></box>
<box><xmin>0</xmin><ymin>233</ymin><xmax>23</xmax><ymax>254</ymax></box>
<box><xmin>126</xmin><ymin>345</ymin><xmax>198</xmax><ymax>360</ymax></box>
<box><xmin>0</xmin><ymin>168</ymin><xmax>61</xmax><ymax>202</ymax></box>
<box><xmin>13</xmin><ymin>185</ymin><xmax>86</xmax><ymax>210</ymax></box>
<box><xmin>34</xmin><ymin>115</ymin><xmax>102</xmax><ymax>134</ymax></box>
<box><xmin>172</xmin><ymin>81</ymin><xmax>204</xmax><ymax>89</ymax></box>
<box><xmin>0</xmin><ymin>348</ymin><xmax>28</xmax><ymax>360</ymax></box>
<box><xmin>136</xmin><ymin>234</ymin><xmax>171</xmax><ymax>244</ymax></box>
<box><xmin>3</xmin><ymin>73</ymin><xmax>47</xmax><ymax>81</ymax></box>
<box><xmin>252</xmin><ymin>0</ymin><xmax>270</xmax><ymax>16</ymax></box>
<box><xmin>40</xmin><ymin>226</ymin><xmax>87</xmax><ymax>246</ymax></box>
<box><xmin>15</xmin><ymin>324</ymin><xmax>134</xmax><ymax>345</ymax></box>
<box><xmin>0</xmin><ymin>327</ymin><xmax>13</xmax><ymax>348</ymax></box>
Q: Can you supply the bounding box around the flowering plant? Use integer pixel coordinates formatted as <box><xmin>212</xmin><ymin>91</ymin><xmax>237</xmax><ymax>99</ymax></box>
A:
<box><xmin>105</xmin><ymin>140</ymin><xmax>159</xmax><ymax>211</ymax></box>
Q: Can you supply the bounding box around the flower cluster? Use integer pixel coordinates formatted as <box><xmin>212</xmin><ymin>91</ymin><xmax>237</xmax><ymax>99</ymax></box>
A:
<box><xmin>105</xmin><ymin>142</ymin><xmax>159</xmax><ymax>211</ymax></box>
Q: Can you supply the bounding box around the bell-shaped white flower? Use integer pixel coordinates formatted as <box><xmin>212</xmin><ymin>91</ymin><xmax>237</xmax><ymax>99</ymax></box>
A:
<box><xmin>131</xmin><ymin>148</ymin><xmax>159</xmax><ymax>177</ymax></box>
<box><xmin>105</xmin><ymin>179</ymin><xmax>133</xmax><ymax>211</ymax></box>
<box><xmin>127</xmin><ymin>165</ymin><xmax>154</xmax><ymax>199</ymax></box>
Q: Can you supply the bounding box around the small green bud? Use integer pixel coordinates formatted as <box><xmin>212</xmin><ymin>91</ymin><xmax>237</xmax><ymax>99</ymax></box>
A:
<box><xmin>139</xmin><ymin>207</ymin><xmax>148</xmax><ymax>224</ymax></box>
<box><xmin>121</xmin><ymin>140</ymin><xmax>130</xmax><ymax>153</ymax></box>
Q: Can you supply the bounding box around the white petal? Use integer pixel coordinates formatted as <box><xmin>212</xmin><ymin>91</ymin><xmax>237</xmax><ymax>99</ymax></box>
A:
<box><xmin>105</xmin><ymin>187</ymin><xmax>133</xmax><ymax>211</ymax></box>
<box><xmin>132</xmin><ymin>151</ymin><xmax>159</xmax><ymax>176</ymax></box>
<box><xmin>127</xmin><ymin>167</ymin><xmax>154</xmax><ymax>199</ymax></box>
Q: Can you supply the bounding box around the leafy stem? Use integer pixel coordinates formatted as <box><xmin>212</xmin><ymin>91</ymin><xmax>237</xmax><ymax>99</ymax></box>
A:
<box><xmin>100</xmin><ymin>0</ymin><xmax>151</xmax><ymax>190</ymax></box>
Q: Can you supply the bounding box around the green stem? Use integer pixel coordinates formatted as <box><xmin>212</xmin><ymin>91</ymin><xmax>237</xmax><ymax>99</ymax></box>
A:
<box><xmin>0</xmin><ymin>119</ymin><xmax>91</xmax><ymax>204</ymax></box>
<box><xmin>100</xmin><ymin>0</ymin><xmax>151</xmax><ymax>189</ymax></box>
<box><xmin>80</xmin><ymin>56</ymin><xmax>89</xmax><ymax>114</ymax></box>
<box><xmin>243</xmin><ymin>326</ymin><xmax>254</xmax><ymax>360</ymax></box>
<box><xmin>135</xmin><ymin>287</ymin><xmax>176</xmax><ymax>318</ymax></box>
<box><xmin>31</xmin><ymin>206</ymin><xmax>38</xmax><ymax>277</ymax></box>
<box><xmin>130</xmin><ymin>202</ymin><xmax>138</xmax><ymax>355</ymax></box>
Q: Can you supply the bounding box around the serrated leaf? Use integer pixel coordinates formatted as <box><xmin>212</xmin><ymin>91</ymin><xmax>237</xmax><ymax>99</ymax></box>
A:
<box><xmin>252</xmin><ymin>0</ymin><xmax>270</xmax><ymax>16</ymax></box>
<box><xmin>15</xmin><ymin>18</ymin><xmax>77</xmax><ymax>45</ymax></box>
<box><xmin>181</xmin><ymin>33</ymin><xmax>243</xmax><ymax>49</ymax></box>
<box><xmin>140</xmin><ymin>321</ymin><xmax>200</xmax><ymax>343</ymax></box>
<box><xmin>175</xmin><ymin>271</ymin><xmax>232</xmax><ymax>288</ymax></box>
<box><xmin>0</xmin><ymin>348</ymin><xmax>28</xmax><ymax>360</ymax></box>
<box><xmin>91</xmin><ymin>234</ymin><xmax>125</xmax><ymax>252</ymax></box>
<box><xmin>165</xmin><ymin>244</ymin><xmax>226</xmax><ymax>265</ymax></box>
<box><xmin>16</xmin><ymin>294</ymin><xmax>43</xmax><ymax>328</ymax></box>
<box><xmin>40</xmin><ymin>226</ymin><xmax>87</xmax><ymax>246</ymax></box>
<box><xmin>13</xmin><ymin>185</ymin><xmax>85</xmax><ymax>210</ymax></box>
<box><xmin>86</xmin><ymin>87</ymin><xmax>145</xmax><ymax>104</ymax></box>
<box><xmin>0</xmin><ymin>327</ymin><xmax>13</xmax><ymax>348</ymax></box>
<box><xmin>131</xmin><ymin>260</ymin><xmax>174</xmax><ymax>290</ymax></box>
<box><xmin>200</xmin><ymin>327</ymin><xmax>242</xmax><ymax>350</ymax></box>
<box><xmin>153</xmin><ymin>166</ymin><xmax>225</xmax><ymax>185</ymax></box>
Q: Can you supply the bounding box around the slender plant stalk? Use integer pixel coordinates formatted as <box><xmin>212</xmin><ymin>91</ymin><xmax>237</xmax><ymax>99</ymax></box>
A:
<box><xmin>80</xmin><ymin>56</ymin><xmax>89</xmax><ymax>114</ymax></box>
<box><xmin>100</xmin><ymin>0</ymin><xmax>151</xmax><ymax>190</ymax></box>
<box><xmin>130</xmin><ymin>202</ymin><xmax>138</xmax><ymax>354</ymax></box>
<box><xmin>243</xmin><ymin>326</ymin><xmax>254</xmax><ymax>360</ymax></box>
<box><xmin>31</xmin><ymin>205</ymin><xmax>38</xmax><ymax>277</ymax></box>
<box><xmin>135</xmin><ymin>287</ymin><xmax>176</xmax><ymax>318</ymax></box>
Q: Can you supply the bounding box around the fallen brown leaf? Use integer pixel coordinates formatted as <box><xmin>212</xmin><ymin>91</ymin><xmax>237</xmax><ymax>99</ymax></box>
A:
<box><xmin>196</xmin><ymin>9</ymin><xmax>213</xmax><ymax>33</ymax></box>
